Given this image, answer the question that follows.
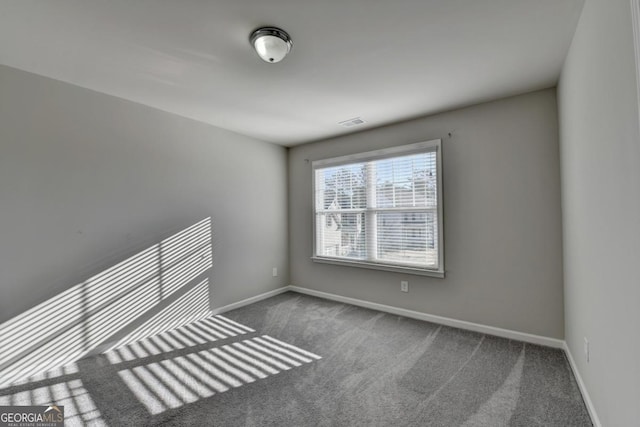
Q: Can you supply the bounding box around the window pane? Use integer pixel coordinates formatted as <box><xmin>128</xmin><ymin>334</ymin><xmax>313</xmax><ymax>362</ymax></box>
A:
<box><xmin>316</xmin><ymin>212</ymin><xmax>366</xmax><ymax>260</ymax></box>
<box><xmin>377</xmin><ymin>212</ymin><xmax>438</xmax><ymax>267</ymax></box>
<box><xmin>374</xmin><ymin>152</ymin><xmax>437</xmax><ymax>208</ymax></box>
<box><xmin>315</xmin><ymin>164</ymin><xmax>367</xmax><ymax>211</ymax></box>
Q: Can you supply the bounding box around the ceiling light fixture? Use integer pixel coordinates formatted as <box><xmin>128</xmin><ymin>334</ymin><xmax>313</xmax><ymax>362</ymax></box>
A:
<box><xmin>250</xmin><ymin>27</ymin><xmax>293</xmax><ymax>63</ymax></box>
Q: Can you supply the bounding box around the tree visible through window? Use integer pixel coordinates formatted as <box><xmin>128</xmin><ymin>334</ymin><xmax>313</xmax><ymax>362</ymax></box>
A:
<box><xmin>312</xmin><ymin>140</ymin><xmax>444</xmax><ymax>276</ymax></box>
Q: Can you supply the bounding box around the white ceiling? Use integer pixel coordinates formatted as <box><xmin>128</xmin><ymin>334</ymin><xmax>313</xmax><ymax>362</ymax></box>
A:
<box><xmin>0</xmin><ymin>0</ymin><xmax>584</xmax><ymax>146</ymax></box>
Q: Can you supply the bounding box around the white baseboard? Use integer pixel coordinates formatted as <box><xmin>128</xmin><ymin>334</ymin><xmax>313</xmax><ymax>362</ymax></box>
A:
<box><xmin>211</xmin><ymin>286</ymin><xmax>290</xmax><ymax>315</ymax></box>
<box><xmin>563</xmin><ymin>342</ymin><xmax>602</xmax><ymax>427</ymax></box>
<box><xmin>287</xmin><ymin>285</ymin><xmax>564</xmax><ymax>348</ymax></box>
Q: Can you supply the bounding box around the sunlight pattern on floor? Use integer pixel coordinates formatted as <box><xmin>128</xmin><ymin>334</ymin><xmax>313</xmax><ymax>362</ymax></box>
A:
<box><xmin>8</xmin><ymin>362</ymin><xmax>80</xmax><ymax>387</ymax></box>
<box><xmin>104</xmin><ymin>315</ymin><xmax>255</xmax><ymax>364</ymax></box>
<box><xmin>118</xmin><ymin>335</ymin><xmax>321</xmax><ymax>415</ymax></box>
<box><xmin>0</xmin><ymin>379</ymin><xmax>106</xmax><ymax>427</ymax></box>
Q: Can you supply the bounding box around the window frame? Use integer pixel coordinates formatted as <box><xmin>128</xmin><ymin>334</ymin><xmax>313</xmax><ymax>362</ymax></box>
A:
<box><xmin>311</xmin><ymin>139</ymin><xmax>445</xmax><ymax>278</ymax></box>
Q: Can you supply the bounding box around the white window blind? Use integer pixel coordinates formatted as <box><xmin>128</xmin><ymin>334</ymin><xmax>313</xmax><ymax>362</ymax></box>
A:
<box><xmin>312</xmin><ymin>140</ymin><xmax>444</xmax><ymax>277</ymax></box>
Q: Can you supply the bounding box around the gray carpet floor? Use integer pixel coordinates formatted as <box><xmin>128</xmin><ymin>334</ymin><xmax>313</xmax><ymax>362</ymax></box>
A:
<box><xmin>0</xmin><ymin>292</ymin><xmax>592</xmax><ymax>426</ymax></box>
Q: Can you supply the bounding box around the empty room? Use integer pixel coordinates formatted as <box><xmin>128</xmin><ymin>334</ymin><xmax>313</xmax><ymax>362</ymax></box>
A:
<box><xmin>0</xmin><ymin>0</ymin><xmax>638</xmax><ymax>426</ymax></box>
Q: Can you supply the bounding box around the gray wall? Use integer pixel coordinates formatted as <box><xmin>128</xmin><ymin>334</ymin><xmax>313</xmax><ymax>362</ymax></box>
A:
<box><xmin>558</xmin><ymin>0</ymin><xmax>640</xmax><ymax>425</ymax></box>
<box><xmin>0</xmin><ymin>64</ymin><xmax>288</xmax><ymax>324</ymax></box>
<box><xmin>289</xmin><ymin>89</ymin><xmax>564</xmax><ymax>338</ymax></box>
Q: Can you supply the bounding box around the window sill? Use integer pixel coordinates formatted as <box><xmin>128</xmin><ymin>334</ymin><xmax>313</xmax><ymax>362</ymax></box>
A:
<box><xmin>311</xmin><ymin>256</ymin><xmax>445</xmax><ymax>278</ymax></box>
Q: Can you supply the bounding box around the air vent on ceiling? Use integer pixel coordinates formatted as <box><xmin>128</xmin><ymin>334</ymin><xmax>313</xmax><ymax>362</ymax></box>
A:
<box><xmin>338</xmin><ymin>117</ymin><xmax>367</xmax><ymax>128</ymax></box>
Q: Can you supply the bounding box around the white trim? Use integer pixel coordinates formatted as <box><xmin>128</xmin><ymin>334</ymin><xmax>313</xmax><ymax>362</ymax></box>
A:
<box><xmin>632</xmin><ymin>0</ymin><xmax>640</xmax><ymax>131</ymax></box>
<box><xmin>287</xmin><ymin>285</ymin><xmax>563</xmax><ymax>348</ymax></box>
<box><xmin>563</xmin><ymin>342</ymin><xmax>602</xmax><ymax>427</ymax></box>
<box><xmin>211</xmin><ymin>286</ymin><xmax>290</xmax><ymax>315</ymax></box>
<box><xmin>311</xmin><ymin>256</ymin><xmax>445</xmax><ymax>278</ymax></box>
<box><xmin>436</xmin><ymin>138</ymin><xmax>445</xmax><ymax>272</ymax></box>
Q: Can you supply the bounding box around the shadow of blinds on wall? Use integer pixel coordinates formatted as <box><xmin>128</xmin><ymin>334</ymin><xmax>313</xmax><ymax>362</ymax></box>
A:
<box><xmin>0</xmin><ymin>217</ymin><xmax>213</xmax><ymax>388</ymax></box>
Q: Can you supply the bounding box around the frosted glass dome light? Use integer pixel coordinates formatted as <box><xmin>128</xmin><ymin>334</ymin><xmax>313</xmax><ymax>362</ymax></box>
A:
<box><xmin>250</xmin><ymin>27</ymin><xmax>293</xmax><ymax>63</ymax></box>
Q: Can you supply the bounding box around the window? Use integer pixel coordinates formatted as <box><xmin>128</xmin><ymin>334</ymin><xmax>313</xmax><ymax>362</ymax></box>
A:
<box><xmin>312</xmin><ymin>140</ymin><xmax>444</xmax><ymax>277</ymax></box>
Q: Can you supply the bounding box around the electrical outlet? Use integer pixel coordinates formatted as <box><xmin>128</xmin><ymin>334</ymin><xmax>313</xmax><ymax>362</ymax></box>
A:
<box><xmin>400</xmin><ymin>281</ymin><xmax>409</xmax><ymax>292</ymax></box>
<box><xmin>272</xmin><ymin>267</ymin><xmax>278</xmax><ymax>277</ymax></box>
<box><xmin>584</xmin><ymin>337</ymin><xmax>590</xmax><ymax>363</ymax></box>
